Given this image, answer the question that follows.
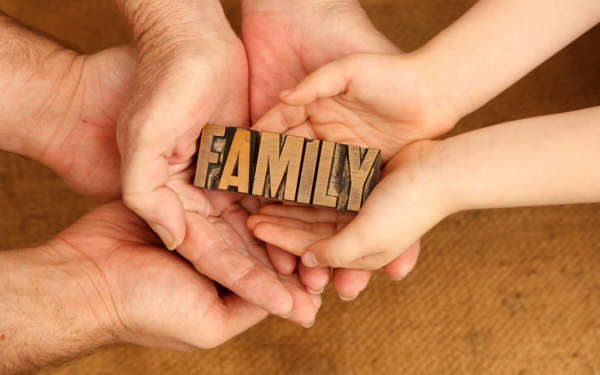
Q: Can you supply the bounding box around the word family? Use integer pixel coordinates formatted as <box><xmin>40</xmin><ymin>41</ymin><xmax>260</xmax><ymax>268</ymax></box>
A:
<box><xmin>194</xmin><ymin>125</ymin><xmax>381</xmax><ymax>211</ymax></box>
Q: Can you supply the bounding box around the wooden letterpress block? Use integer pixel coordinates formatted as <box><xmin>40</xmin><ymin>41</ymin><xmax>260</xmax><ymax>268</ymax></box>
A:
<box><xmin>313</xmin><ymin>141</ymin><xmax>348</xmax><ymax>208</ymax></box>
<box><xmin>194</xmin><ymin>124</ymin><xmax>230</xmax><ymax>190</ymax></box>
<box><xmin>296</xmin><ymin>139</ymin><xmax>320</xmax><ymax>205</ymax></box>
<box><xmin>346</xmin><ymin>145</ymin><xmax>381</xmax><ymax>211</ymax></box>
<box><xmin>218</xmin><ymin>127</ymin><xmax>259</xmax><ymax>193</ymax></box>
<box><xmin>252</xmin><ymin>132</ymin><xmax>305</xmax><ymax>200</ymax></box>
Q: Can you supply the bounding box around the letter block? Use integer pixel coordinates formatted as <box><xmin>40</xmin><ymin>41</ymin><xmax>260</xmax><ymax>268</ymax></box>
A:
<box><xmin>194</xmin><ymin>124</ymin><xmax>380</xmax><ymax>211</ymax></box>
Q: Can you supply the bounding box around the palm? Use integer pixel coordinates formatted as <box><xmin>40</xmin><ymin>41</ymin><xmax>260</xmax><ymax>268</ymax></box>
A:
<box><xmin>242</xmin><ymin>0</ymin><xmax>402</xmax><ymax>123</ymax></box>
<box><xmin>52</xmin><ymin>201</ymin><xmax>266</xmax><ymax>350</ymax></box>
<box><xmin>41</xmin><ymin>46</ymin><xmax>136</xmax><ymax>202</ymax></box>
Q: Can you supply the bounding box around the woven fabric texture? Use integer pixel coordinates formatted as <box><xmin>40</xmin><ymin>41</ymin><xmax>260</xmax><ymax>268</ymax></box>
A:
<box><xmin>0</xmin><ymin>0</ymin><xmax>599</xmax><ymax>374</ymax></box>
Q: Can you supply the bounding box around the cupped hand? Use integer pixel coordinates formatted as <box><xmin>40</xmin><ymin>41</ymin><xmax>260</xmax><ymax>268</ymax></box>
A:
<box><xmin>242</xmin><ymin>0</ymin><xmax>419</xmax><ymax>298</ymax></box>
<box><xmin>253</xmin><ymin>52</ymin><xmax>460</xmax><ymax>165</ymax></box>
<box><xmin>22</xmin><ymin>41</ymin><xmax>319</xmax><ymax>324</ymax></box>
<box><xmin>247</xmin><ymin>140</ymin><xmax>450</xmax><ymax>273</ymax></box>
<box><xmin>50</xmin><ymin>200</ymin><xmax>267</xmax><ymax>350</ymax></box>
<box><xmin>242</xmin><ymin>0</ymin><xmax>402</xmax><ymax>123</ymax></box>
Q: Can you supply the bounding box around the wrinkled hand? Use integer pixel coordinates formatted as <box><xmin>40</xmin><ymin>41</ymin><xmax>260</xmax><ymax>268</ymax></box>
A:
<box><xmin>248</xmin><ymin>140</ymin><xmax>446</xmax><ymax>273</ymax></box>
<box><xmin>36</xmin><ymin>46</ymin><xmax>136</xmax><ymax>202</ymax></box>
<box><xmin>51</xmin><ymin>200</ymin><xmax>269</xmax><ymax>350</ymax></box>
<box><xmin>8</xmin><ymin>36</ymin><xmax>318</xmax><ymax>324</ymax></box>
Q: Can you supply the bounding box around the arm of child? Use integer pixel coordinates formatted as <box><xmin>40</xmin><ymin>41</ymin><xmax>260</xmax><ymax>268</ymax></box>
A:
<box><xmin>253</xmin><ymin>0</ymin><xmax>600</xmax><ymax>163</ymax></box>
<box><xmin>248</xmin><ymin>106</ymin><xmax>600</xmax><ymax>271</ymax></box>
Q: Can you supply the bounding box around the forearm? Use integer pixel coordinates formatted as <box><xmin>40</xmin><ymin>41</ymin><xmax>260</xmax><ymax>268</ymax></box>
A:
<box><xmin>414</xmin><ymin>0</ymin><xmax>600</xmax><ymax>117</ymax></box>
<box><xmin>440</xmin><ymin>106</ymin><xmax>600</xmax><ymax>213</ymax></box>
<box><xmin>0</xmin><ymin>245</ymin><xmax>117</xmax><ymax>374</ymax></box>
<box><xmin>0</xmin><ymin>12</ymin><xmax>83</xmax><ymax>161</ymax></box>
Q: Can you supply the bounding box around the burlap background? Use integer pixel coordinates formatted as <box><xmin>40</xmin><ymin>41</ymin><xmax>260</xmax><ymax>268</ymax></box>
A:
<box><xmin>1</xmin><ymin>0</ymin><xmax>599</xmax><ymax>374</ymax></box>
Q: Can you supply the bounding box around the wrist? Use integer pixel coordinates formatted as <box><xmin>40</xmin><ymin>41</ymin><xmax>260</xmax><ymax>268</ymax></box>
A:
<box><xmin>0</xmin><ymin>14</ymin><xmax>84</xmax><ymax>161</ymax></box>
<box><xmin>407</xmin><ymin>51</ymin><xmax>466</xmax><ymax>126</ymax></box>
<box><xmin>0</xmin><ymin>244</ymin><xmax>121</xmax><ymax>373</ymax></box>
<box><xmin>383</xmin><ymin>140</ymin><xmax>457</xmax><ymax>225</ymax></box>
<box><xmin>114</xmin><ymin>0</ymin><xmax>238</xmax><ymax>55</ymax></box>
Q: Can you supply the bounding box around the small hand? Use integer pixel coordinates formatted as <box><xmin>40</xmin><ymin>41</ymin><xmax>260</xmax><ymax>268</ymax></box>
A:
<box><xmin>248</xmin><ymin>140</ymin><xmax>450</xmax><ymax>273</ymax></box>
<box><xmin>253</xmin><ymin>52</ymin><xmax>460</xmax><ymax>164</ymax></box>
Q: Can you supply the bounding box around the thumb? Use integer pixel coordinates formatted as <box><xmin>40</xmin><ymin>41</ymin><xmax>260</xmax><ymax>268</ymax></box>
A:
<box><xmin>278</xmin><ymin>54</ymin><xmax>363</xmax><ymax>106</ymax></box>
<box><xmin>301</xmin><ymin>211</ymin><xmax>380</xmax><ymax>270</ymax></box>
<box><xmin>120</xmin><ymin>143</ymin><xmax>186</xmax><ymax>251</ymax></box>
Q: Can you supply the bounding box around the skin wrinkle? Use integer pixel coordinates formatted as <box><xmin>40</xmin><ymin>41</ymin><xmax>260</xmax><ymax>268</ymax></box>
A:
<box><xmin>46</xmin><ymin>240</ymin><xmax>125</xmax><ymax>338</ymax></box>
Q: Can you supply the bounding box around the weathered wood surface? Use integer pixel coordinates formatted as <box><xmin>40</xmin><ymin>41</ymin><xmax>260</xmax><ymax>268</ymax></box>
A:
<box><xmin>194</xmin><ymin>124</ymin><xmax>381</xmax><ymax>211</ymax></box>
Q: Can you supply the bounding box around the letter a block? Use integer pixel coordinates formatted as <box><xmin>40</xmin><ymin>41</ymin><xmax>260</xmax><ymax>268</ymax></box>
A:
<box><xmin>194</xmin><ymin>124</ymin><xmax>380</xmax><ymax>212</ymax></box>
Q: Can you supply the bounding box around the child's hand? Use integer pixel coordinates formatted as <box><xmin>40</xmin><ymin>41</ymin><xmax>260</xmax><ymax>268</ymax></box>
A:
<box><xmin>252</xmin><ymin>53</ymin><xmax>459</xmax><ymax>164</ymax></box>
<box><xmin>247</xmin><ymin>139</ymin><xmax>453</xmax><ymax>273</ymax></box>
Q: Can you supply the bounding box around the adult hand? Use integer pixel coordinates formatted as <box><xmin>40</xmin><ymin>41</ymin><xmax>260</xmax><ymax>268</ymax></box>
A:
<box><xmin>0</xmin><ymin>201</ymin><xmax>268</xmax><ymax>374</ymax></box>
<box><xmin>112</xmin><ymin>0</ymin><xmax>250</xmax><ymax>251</ymax></box>
<box><xmin>0</xmin><ymin>16</ymin><xmax>320</xmax><ymax>324</ymax></box>
<box><xmin>242</xmin><ymin>0</ymin><xmax>419</xmax><ymax>298</ymax></box>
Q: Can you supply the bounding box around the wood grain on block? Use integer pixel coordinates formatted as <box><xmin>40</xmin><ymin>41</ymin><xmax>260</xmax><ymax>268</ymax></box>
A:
<box><xmin>218</xmin><ymin>127</ymin><xmax>258</xmax><ymax>193</ymax></box>
<box><xmin>297</xmin><ymin>139</ymin><xmax>320</xmax><ymax>204</ymax></box>
<box><xmin>194</xmin><ymin>124</ymin><xmax>227</xmax><ymax>189</ymax></box>
<box><xmin>313</xmin><ymin>141</ymin><xmax>338</xmax><ymax>208</ymax></box>
<box><xmin>347</xmin><ymin>146</ymin><xmax>381</xmax><ymax>211</ymax></box>
<box><xmin>252</xmin><ymin>132</ymin><xmax>305</xmax><ymax>200</ymax></box>
<box><xmin>362</xmin><ymin>148</ymin><xmax>381</xmax><ymax>209</ymax></box>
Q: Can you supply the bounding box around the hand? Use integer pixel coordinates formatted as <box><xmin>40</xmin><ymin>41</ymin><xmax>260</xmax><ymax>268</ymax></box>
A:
<box><xmin>0</xmin><ymin>17</ymin><xmax>319</xmax><ymax>324</ymax></box>
<box><xmin>253</xmin><ymin>52</ymin><xmax>460</xmax><ymax>165</ymax></box>
<box><xmin>38</xmin><ymin>46</ymin><xmax>136</xmax><ymax>202</ymax></box>
<box><xmin>242</xmin><ymin>0</ymin><xmax>402</xmax><ymax>123</ymax></box>
<box><xmin>247</xmin><ymin>140</ymin><xmax>447</xmax><ymax>272</ymax></box>
<box><xmin>1</xmin><ymin>201</ymin><xmax>268</xmax><ymax>373</ymax></box>
<box><xmin>114</xmin><ymin>0</ymin><xmax>250</xmax><ymax>251</ymax></box>
<box><xmin>242</xmin><ymin>0</ymin><xmax>416</xmax><ymax>298</ymax></box>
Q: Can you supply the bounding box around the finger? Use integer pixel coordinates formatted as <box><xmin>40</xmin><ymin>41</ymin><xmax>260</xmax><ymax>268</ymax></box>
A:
<box><xmin>248</xmin><ymin>214</ymin><xmax>338</xmax><ymax>234</ymax></box>
<box><xmin>251</xmin><ymin>102</ymin><xmax>310</xmax><ymax>134</ymax></box>
<box><xmin>256</xmin><ymin>204</ymin><xmax>347</xmax><ymax>224</ymax></box>
<box><xmin>120</xmin><ymin>139</ymin><xmax>187</xmax><ymax>250</ymax></box>
<box><xmin>267</xmin><ymin>243</ymin><xmax>298</xmax><ymax>279</ymax></box>
<box><xmin>179</xmin><ymin>211</ymin><xmax>294</xmax><ymax>317</ymax></box>
<box><xmin>252</xmin><ymin>222</ymin><xmax>333</xmax><ymax>257</ymax></box>
<box><xmin>282</xmin><ymin>272</ymin><xmax>321</xmax><ymax>326</ymax></box>
<box><xmin>298</xmin><ymin>261</ymin><xmax>330</xmax><ymax>295</ymax></box>
<box><xmin>332</xmin><ymin>268</ymin><xmax>372</xmax><ymax>301</ymax></box>
<box><xmin>278</xmin><ymin>54</ymin><xmax>361</xmax><ymax>106</ymax></box>
<box><xmin>384</xmin><ymin>239</ymin><xmax>421</xmax><ymax>280</ymax></box>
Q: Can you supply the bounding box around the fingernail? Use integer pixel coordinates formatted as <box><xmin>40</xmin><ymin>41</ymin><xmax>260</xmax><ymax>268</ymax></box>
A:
<box><xmin>278</xmin><ymin>88</ymin><xmax>293</xmax><ymax>96</ymax></box>
<box><xmin>390</xmin><ymin>275</ymin><xmax>406</xmax><ymax>281</ymax></box>
<box><xmin>339</xmin><ymin>292</ymin><xmax>359</xmax><ymax>301</ymax></box>
<box><xmin>277</xmin><ymin>272</ymin><xmax>292</xmax><ymax>279</ymax></box>
<box><xmin>150</xmin><ymin>224</ymin><xmax>177</xmax><ymax>250</ymax></box>
<box><xmin>279</xmin><ymin>309</ymin><xmax>294</xmax><ymax>319</ymax></box>
<box><xmin>307</xmin><ymin>286</ymin><xmax>325</xmax><ymax>294</ymax></box>
<box><xmin>302</xmin><ymin>252</ymin><xmax>320</xmax><ymax>268</ymax></box>
<box><xmin>301</xmin><ymin>319</ymin><xmax>315</xmax><ymax>329</ymax></box>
